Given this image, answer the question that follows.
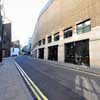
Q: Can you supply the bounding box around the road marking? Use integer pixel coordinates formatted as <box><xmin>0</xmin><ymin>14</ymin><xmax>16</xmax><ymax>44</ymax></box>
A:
<box><xmin>75</xmin><ymin>76</ymin><xmax>81</xmax><ymax>91</ymax></box>
<box><xmin>81</xmin><ymin>77</ymin><xmax>93</xmax><ymax>91</ymax></box>
<box><xmin>15</xmin><ymin>62</ymin><xmax>41</xmax><ymax>100</ymax></box>
<box><xmin>90</xmin><ymin>79</ymin><xmax>100</xmax><ymax>94</ymax></box>
<box><xmin>75</xmin><ymin>75</ymin><xmax>100</xmax><ymax>100</ymax></box>
<box><xmin>15</xmin><ymin>61</ymin><xmax>48</xmax><ymax>100</ymax></box>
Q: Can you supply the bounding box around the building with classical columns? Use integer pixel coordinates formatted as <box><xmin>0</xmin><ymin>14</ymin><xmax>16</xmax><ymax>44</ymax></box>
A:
<box><xmin>31</xmin><ymin>0</ymin><xmax>100</xmax><ymax>68</ymax></box>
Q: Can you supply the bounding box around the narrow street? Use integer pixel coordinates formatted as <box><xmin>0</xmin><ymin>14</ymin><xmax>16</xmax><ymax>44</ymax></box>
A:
<box><xmin>15</xmin><ymin>55</ymin><xmax>100</xmax><ymax>100</ymax></box>
<box><xmin>1</xmin><ymin>0</ymin><xmax>100</xmax><ymax>100</ymax></box>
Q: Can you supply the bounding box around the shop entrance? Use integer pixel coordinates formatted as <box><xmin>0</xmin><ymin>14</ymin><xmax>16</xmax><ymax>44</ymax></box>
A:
<box><xmin>38</xmin><ymin>48</ymin><xmax>44</xmax><ymax>59</ymax></box>
<box><xmin>65</xmin><ymin>39</ymin><xmax>89</xmax><ymax>66</ymax></box>
<box><xmin>48</xmin><ymin>45</ymin><xmax>58</xmax><ymax>61</ymax></box>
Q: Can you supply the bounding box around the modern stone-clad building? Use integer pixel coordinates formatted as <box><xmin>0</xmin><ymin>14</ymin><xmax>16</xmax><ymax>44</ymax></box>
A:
<box><xmin>0</xmin><ymin>16</ymin><xmax>2</xmax><ymax>61</ymax></box>
<box><xmin>0</xmin><ymin>1</ymin><xmax>3</xmax><ymax>62</ymax></box>
<box><xmin>31</xmin><ymin>0</ymin><xmax>100</xmax><ymax>68</ymax></box>
<box><xmin>2</xmin><ymin>22</ymin><xmax>11</xmax><ymax>57</ymax></box>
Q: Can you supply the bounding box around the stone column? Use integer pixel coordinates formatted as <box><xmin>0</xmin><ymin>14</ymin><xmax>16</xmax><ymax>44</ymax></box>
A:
<box><xmin>58</xmin><ymin>31</ymin><xmax>64</xmax><ymax>63</ymax></box>
<box><xmin>44</xmin><ymin>35</ymin><xmax>48</xmax><ymax>60</ymax></box>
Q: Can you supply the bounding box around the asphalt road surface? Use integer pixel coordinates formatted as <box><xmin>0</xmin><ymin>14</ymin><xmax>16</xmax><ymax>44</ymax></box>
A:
<box><xmin>15</xmin><ymin>56</ymin><xmax>100</xmax><ymax>100</ymax></box>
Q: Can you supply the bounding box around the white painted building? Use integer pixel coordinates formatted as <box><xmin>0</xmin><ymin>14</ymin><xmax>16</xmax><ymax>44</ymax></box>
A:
<box><xmin>10</xmin><ymin>47</ymin><xmax>20</xmax><ymax>56</ymax></box>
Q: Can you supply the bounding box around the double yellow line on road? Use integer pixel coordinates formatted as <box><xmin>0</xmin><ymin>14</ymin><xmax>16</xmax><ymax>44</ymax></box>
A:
<box><xmin>15</xmin><ymin>61</ymin><xmax>48</xmax><ymax>100</ymax></box>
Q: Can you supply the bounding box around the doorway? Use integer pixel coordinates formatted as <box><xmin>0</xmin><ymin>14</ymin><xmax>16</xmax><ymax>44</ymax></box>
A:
<box><xmin>48</xmin><ymin>45</ymin><xmax>58</xmax><ymax>61</ymax></box>
<box><xmin>38</xmin><ymin>48</ymin><xmax>44</xmax><ymax>59</ymax></box>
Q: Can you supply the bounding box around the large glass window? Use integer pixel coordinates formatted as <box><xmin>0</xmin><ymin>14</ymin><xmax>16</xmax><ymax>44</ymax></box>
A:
<box><xmin>54</xmin><ymin>32</ymin><xmax>59</xmax><ymax>41</ymax></box>
<box><xmin>38</xmin><ymin>40</ymin><xmax>41</xmax><ymax>46</ymax></box>
<box><xmin>64</xmin><ymin>27</ymin><xmax>72</xmax><ymax>38</ymax></box>
<box><xmin>43</xmin><ymin>39</ymin><xmax>45</xmax><ymax>45</ymax></box>
<box><xmin>77</xmin><ymin>19</ymin><xmax>91</xmax><ymax>34</ymax></box>
<box><xmin>48</xmin><ymin>36</ymin><xmax>52</xmax><ymax>43</ymax></box>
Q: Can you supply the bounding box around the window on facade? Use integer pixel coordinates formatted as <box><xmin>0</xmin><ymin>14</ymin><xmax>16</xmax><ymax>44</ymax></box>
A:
<box><xmin>38</xmin><ymin>40</ymin><xmax>41</xmax><ymax>46</ymax></box>
<box><xmin>54</xmin><ymin>32</ymin><xmax>59</xmax><ymax>41</ymax></box>
<box><xmin>48</xmin><ymin>36</ymin><xmax>52</xmax><ymax>43</ymax></box>
<box><xmin>77</xmin><ymin>19</ymin><xmax>91</xmax><ymax>34</ymax></box>
<box><xmin>43</xmin><ymin>39</ymin><xmax>45</xmax><ymax>45</ymax></box>
<box><xmin>4</xmin><ymin>32</ymin><xmax>6</xmax><ymax>36</ymax></box>
<box><xmin>64</xmin><ymin>27</ymin><xmax>72</xmax><ymax>38</ymax></box>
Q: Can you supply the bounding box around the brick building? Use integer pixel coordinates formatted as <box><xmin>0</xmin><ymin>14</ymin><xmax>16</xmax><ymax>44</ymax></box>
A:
<box><xmin>31</xmin><ymin>0</ymin><xmax>100</xmax><ymax>68</ymax></box>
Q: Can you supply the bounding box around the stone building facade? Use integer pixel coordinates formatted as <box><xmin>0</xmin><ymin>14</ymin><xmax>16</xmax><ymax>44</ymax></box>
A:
<box><xmin>2</xmin><ymin>23</ymin><xmax>11</xmax><ymax>57</ymax></box>
<box><xmin>31</xmin><ymin>0</ymin><xmax>100</xmax><ymax>68</ymax></box>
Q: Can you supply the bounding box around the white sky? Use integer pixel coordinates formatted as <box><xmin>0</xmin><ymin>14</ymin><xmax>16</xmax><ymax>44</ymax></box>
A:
<box><xmin>3</xmin><ymin>0</ymin><xmax>48</xmax><ymax>47</ymax></box>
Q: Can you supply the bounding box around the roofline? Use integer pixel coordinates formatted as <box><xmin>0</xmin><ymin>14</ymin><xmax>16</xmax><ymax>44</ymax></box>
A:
<box><xmin>38</xmin><ymin>0</ymin><xmax>54</xmax><ymax>22</ymax></box>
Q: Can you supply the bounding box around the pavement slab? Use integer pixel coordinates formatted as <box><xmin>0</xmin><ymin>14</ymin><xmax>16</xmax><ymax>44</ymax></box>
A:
<box><xmin>0</xmin><ymin>58</ymin><xmax>33</xmax><ymax>100</ymax></box>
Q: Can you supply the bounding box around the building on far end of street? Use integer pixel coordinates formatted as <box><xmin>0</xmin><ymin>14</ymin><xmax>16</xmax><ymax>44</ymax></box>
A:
<box><xmin>11</xmin><ymin>40</ymin><xmax>20</xmax><ymax>56</ymax></box>
<box><xmin>27</xmin><ymin>37</ymin><xmax>32</xmax><ymax>54</ymax></box>
<box><xmin>22</xmin><ymin>37</ymin><xmax>32</xmax><ymax>55</ymax></box>
<box><xmin>31</xmin><ymin>0</ymin><xmax>100</xmax><ymax>68</ymax></box>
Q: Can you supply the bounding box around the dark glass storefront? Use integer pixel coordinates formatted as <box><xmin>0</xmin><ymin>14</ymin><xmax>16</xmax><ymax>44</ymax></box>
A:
<box><xmin>38</xmin><ymin>48</ymin><xmax>44</xmax><ymax>59</ymax></box>
<box><xmin>65</xmin><ymin>39</ymin><xmax>90</xmax><ymax>66</ymax></box>
<box><xmin>48</xmin><ymin>45</ymin><xmax>58</xmax><ymax>61</ymax></box>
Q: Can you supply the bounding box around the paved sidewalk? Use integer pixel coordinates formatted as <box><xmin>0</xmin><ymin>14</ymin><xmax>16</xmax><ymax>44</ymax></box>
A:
<box><xmin>0</xmin><ymin>58</ymin><xmax>33</xmax><ymax>100</ymax></box>
<box><xmin>43</xmin><ymin>60</ymin><xmax>100</xmax><ymax>74</ymax></box>
<box><xmin>31</xmin><ymin>57</ymin><xmax>100</xmax><ymax>75</ymax></box>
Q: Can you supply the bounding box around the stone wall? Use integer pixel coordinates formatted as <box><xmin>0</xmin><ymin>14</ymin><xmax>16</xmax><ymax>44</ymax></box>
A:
<box><xmin>32</xmin><ymin>0</ymin><xmax>100</xmax><ymax>46</ymax></box>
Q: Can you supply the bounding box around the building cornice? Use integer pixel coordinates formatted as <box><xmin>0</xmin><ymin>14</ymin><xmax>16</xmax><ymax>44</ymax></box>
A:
<box><xmin>38</xmin><ymin>0</ymin><xmax>54</xmax><ymax>22</ymax></box>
